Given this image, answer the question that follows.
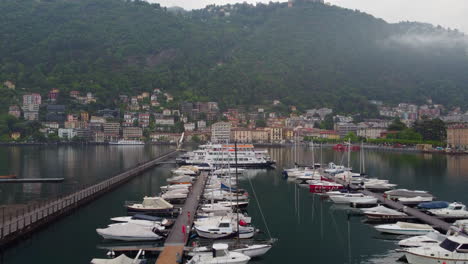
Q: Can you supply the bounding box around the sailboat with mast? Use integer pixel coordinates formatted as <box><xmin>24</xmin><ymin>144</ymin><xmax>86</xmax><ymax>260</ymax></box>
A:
<box><xmin>193</xmin><ymin>141</ymin><xmax>275</xmax><ymax>258</ymax></box>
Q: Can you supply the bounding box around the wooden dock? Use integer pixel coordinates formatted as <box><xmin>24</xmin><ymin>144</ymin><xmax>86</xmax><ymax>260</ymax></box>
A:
<box><xmin>156</xmin><ymin>172</ymin><xmax>208</xmax><ymax>264</ymax></box>
<box><xmin>0</xmin><ymin>150</ymin><xmax>179</xmax><ymax>248</ymax></box>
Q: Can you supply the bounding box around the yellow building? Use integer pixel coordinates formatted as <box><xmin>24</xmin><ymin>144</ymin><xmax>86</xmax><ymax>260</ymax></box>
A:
<box><xmin>267</xmin><ymin>127</ymin><xmax>283</xmax><ymax>143</ymax></box>
<box><xmin>284</xmin><ymin>128</ymin><xmax>295</xmax><ymax>141</ymax></box>
<box><xmin>231</xmin><ymin>128</ymin><xmax>253</xmax><ymax>143</ymax></box>
<box><xmin>252</xmin><ymin>129</ymin><xmax>269</xmax><ymax>143</ymax></box>
<box><xmin>447</xmin><ymin>123</ymin><xmax>468</xmax><ymax>150</ymax></box>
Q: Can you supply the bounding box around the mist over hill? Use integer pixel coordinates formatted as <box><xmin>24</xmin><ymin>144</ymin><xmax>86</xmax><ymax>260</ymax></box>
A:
<box><xmin>1</xmin><ymin>0</ymin><xmax>467</xmax><ymax>113</ymax></box>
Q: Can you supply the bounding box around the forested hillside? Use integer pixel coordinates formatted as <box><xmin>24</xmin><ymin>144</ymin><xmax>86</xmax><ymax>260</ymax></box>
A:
<box><xmin>1</xmin><ymin>0</ymin><xmax>468</xmax><ymax>113</ymax></box>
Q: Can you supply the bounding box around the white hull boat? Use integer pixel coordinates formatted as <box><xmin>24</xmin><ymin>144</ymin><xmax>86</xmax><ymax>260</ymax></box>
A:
<box><xmin>429</xmin><ymin>202</ymin><xmax>468</xmax><ymax>218</ymax></box>
<box><xmin>91</xmin><ymin>254</ymin><xmax>144</xmax><ymax>264</ymax></box>
<box><xmin>96</xmin><ymin>223</ymin><xmax>162</xmax><ymax>241</ymax></box>
<box><xmin>200</xmin><ymin>204</ymin><xmax>233</xmax><ymax>213</ymax></box>
<box><xmin>374</xmin><ymin>222</ymin><xmax>435</xmax><ymax>235</ymax></box>
<box><xmin>187</xmin><ymin>244</ymin><xmax>250</xmax><ymax>264</ymax></box>
<box><xmin>160</xmin><ymin>183</ymin><xmax>191</xmax><ymax>192</ymax></box>
<box><xmin>404</xmin><ymin>235</ymin><xmax>468</xmax><ymax>264</ymax></box>
<box><xmin>398</xmin><ymin>231</ymin><xmax>445</xmax><ymax>248</ymax></box>
<box><xmin>398</xmin><ymin>196</ymin><xmax>434</xmax><ymax>205</ymax></box>
<box><xmin>190</xmin><ymin>243</ymin><xmax>272</xmax><ymax>258</ymax></box>
<box><xmin>167</xmin><ymin>175</ymin><xmax>194</xmax><ymax>184</ymax></box>
<box><xmin>384</xmin><ymin>189</ymin><xmax>433</xmax><ymax>200</ymax></box>
<box><xmin>232</xmin><ymin>244</ymin><xmax>272</xmax><ymax>258</ymax></box>
<box><xmin>329</xmin><ymin>193</ymin><xmax>377</xmax><ymax>204</ymax></box>
<box><xmin>362</xmin><ymin>205</ymin><xmax>407</xmax><ymax>219</ymax></box>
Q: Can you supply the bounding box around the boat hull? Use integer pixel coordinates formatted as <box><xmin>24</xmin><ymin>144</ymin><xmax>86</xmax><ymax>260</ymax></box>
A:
<box><xmin>195</xmin><ymin>228</ymin><xmax>234</xmax><ymax>239</ymax></box>
<box><xmin>374</xmin><ymin>227</ymin><xmax>433</xmax><ymax>236</ymax></box>
<box><xmin>126</xmin><ymin>207</ymin><xmax>177</xmax><ymax>217</ymax></box>
<box><xmin>232</xmin><ymin>244</ymin><xmax>272</xmax><ymax>258</ymax></box>
<box><xmin>405</xmin><ymin>251</ymin><xmax>468</xmax><ymax>264</ymax></box>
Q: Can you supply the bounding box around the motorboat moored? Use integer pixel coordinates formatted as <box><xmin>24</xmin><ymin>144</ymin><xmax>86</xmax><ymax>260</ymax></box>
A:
<box><xmin>374</xmin><ymin>221</ymin><xmax>435</xmax><ymax>235</ymax></box>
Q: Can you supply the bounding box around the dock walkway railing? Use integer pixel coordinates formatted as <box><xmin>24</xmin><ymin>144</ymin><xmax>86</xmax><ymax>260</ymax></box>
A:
<box><xmin>0</xmin><ymin>149</ymin><xmax>179</xmax><ymax>247</ymax></box>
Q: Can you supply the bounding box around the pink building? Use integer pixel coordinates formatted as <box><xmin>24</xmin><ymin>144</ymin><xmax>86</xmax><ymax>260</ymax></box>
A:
<box><xmin>139</xmin><ymin>113</ymin><xmax>150</xmax><ymax>128</ymax></box>
<box><xmin>23</xmin><ymin>93</ymin><xmax>42</xmax><ymax>106</ymax></box>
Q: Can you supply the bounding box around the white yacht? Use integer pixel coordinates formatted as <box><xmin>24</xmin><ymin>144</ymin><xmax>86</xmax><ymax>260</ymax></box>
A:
<box><xmin>361</xmin><ymin>205</ymin><xmax>407</xmax><ymax>220</ymax></box>
<box><xmin>404</xmin><ymin>235</ymin><xmax>468</xmax><ymax>264</ymax></box>
<box><xmin>190</xmin><ymin>243</ymin><xmax>272</xmax><ymax>258</ymax></box>
<box><xmin>187</xmin><ymin>243</ymin><xmax>251</xmax><ymax>264</ymax></box>
<box><xmin>96</xmin><ymin>223</ymin><xmax>163</xmax><ymax>241</ymax></box>
<box><xmin>384</xmin><ymin>189</ymin><xmax>433</xmax><ymax>200</ymax></box>
<box><xmin>398</xmin><ymin>231</ymin><xmax>446</xmax><ymax>248</ymax></box>
<box><xmin>195</xmin><ymin>218</ymin><xmax>255</xmax><ymax>239</ymax></box>
<box><xmin>109</xmin><ymin>140</ymin><xmax>144</xmax><ymax>145</ymax></box>
<box><xmin>176</xmin><ymin>143</ymin><xmax>275</xmax><ymax>168</ymax></box>
<box><xmin>324</xmin><ymin>162</ymin><xmax>349</xmax><ymax>174</ymax></box>
<box><xmin>126</xmin><ymin>197</ymin><xmax>175</xmax><ymax>215</ymax></box>
<box><xmin>429</xmin><ymin>202</ymin><xmax>468</xmax><ymax>218</ymax></box>
<box><xmin>374</xmin><ymin>221</ymin><xmax>435</xmax><ymax>235</ymax></box>
<box><xmin>91</xmin><ymin>253</ymin><xmax>144</xmax><ymax>264</ymax></box>
<box><xmin>328</xmin><ymin>193</ymin><xmax>377</xmax><ymax>204</ymax></box>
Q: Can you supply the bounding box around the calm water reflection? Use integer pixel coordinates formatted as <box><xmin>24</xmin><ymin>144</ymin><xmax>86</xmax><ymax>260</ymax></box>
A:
<box><xmin>1</xmin><ymin>145</ymin><xmax>467</xmax><ymax>264</ymax></box>
<box><xmin>0</xmin><ymin>145</ymin><xmax>174</xmax><ymax>204</ymax></box>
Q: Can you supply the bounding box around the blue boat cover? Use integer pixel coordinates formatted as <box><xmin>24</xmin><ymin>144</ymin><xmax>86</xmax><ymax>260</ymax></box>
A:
<box><xmin>221</xmin><ymin>182</ymin><xmax>238</xmax><ymax>192</ymax></box>
<box><xmin>417</xmin><ymin>201</ymin><xmax>449</xmax><ymax>209</ymax></box>
<box><xmin>132</xmin><ymin>214</ymin><xmax>162</xmax><ymax>221</ymax></box>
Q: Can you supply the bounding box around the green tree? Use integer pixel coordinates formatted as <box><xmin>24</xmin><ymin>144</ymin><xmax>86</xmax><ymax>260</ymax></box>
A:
<box><xmin>320</xmin><ymin>114</ymin><xmax>334</xmax><ymax>130</ymax></box>
<box><xmin>413</xmin><ymin>118</ymin><xmax>446</xmax><ymax>141</ymax></box>
<box><xmin>256</xmin><ymin>119</ymin><xmax>266</xmax><ymax>128</ymax></box>
<box><xmin>388</xmin><ymin>118</ymin><xmax>407</xmax><ymax>131</ymax></box>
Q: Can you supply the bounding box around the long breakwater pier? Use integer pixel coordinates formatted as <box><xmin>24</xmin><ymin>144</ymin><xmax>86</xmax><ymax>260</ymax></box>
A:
<box><xmin>0</xmin><ymin>149</ymin><xmax>179</xmax><ymax>248</ymax></box>
<box><xmin>156</xmin><ymin>172</ymin><xmax>209</xmax><ymax>264</ymax></box>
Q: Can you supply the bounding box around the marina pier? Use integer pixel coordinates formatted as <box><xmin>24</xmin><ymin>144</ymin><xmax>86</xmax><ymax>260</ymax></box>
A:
<box><xmin>325</xmin><ymin>171</ymin><xmax>454</xmax><ymax>233</ymax></box>
<box><xmin>361</xmin><ymin>190</ymin><xmax>452</xmax><ymax>232</ymax></box>
<box><xmin>0</xmin><ymin>149</ymin><xmax>179</xmax><ymax>248</ymax></box>
<box><xmin>156</xmin><ymin>172</ymin><xmax>208</xmax><ymax>264</ymax></box>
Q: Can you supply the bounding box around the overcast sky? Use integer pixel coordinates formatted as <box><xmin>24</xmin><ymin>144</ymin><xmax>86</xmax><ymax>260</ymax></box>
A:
<box><xmin>151</xmin><ymin>0</ymin><xmax>468</xmax><ymax>33</ymax></box>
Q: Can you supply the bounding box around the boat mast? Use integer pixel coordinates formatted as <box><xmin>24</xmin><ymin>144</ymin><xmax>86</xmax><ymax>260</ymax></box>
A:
<box><xmin>235</xmin><ymin>141</ymin><xmax>239</xmax><ymax>241</ymax></box>
<box><xmin>347</xmin><ymin>138</ymin><xmax>351</xmax><ymax>169</ymax></box>
<box><xmin>311</xmin><ymin>140</ymin><xmax>315</xmax><ymax>171</ymax></box>
<box><xmin>320</xmin><ymin>142</ymin><xmax>323</xmax><ymax>167</ymax></box>
<box><xmin>362</xmin><ymin>141</ymin><xmax>366</xmax><ymax>174</ymax></box>
<box><xmin>359</xmin><ymin>141</ymin><xmax>362</xmax><ymax>174</ymax></box>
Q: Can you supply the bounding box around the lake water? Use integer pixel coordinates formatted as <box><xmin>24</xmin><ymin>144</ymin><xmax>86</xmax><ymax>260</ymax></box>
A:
<box><xmin>1</xmin><ymin>145</ymin><xmax>467</xmax><ymax>264</ymax></box>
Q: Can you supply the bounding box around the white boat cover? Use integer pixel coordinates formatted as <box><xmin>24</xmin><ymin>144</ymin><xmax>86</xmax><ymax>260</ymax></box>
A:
<box><xmin>97</xmin><ymin>223</ymin><xmax>161</xmax><ymax>239</ymax></box>
<box><xmin>396</xmin><ymin>222</ymin><xmax>433</xmax><ymax>230</ymax></box>
<box><xmin>141</xmin><ymin>197</ymin><xmax>173</xmax><ymax>209</ymax></box>
<box><xmin>362</xmin><ymin>205</ymin><xmax>406</xmax><ymax>215</ymax></box>
<box><xmin>91</xmin><ymin>254</ymin><xmax>142</xmax><ymax>264</ymax></box>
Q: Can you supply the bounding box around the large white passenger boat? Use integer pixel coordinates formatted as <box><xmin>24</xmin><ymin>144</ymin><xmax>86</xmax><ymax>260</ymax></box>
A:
<box><xmin>109</xmin><ymin>140</ymin><xmax>145</xmax><ymax>145</ymax></box>
<box><xmin>176</xmin><ymin>143</ymin><xmax>275</xmax><ymax>168</ymax></box>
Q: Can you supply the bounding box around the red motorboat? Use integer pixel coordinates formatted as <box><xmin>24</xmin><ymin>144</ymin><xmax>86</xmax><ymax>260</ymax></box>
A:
<box><xmin>333</xmin><ymin>144</ymin><xmax>360</xmax><ymax>151</ymax></box>
<box><xmin>309</xmin><ymin>180</ymin><xmax>344</xmax><ymax>193</ymax></box>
